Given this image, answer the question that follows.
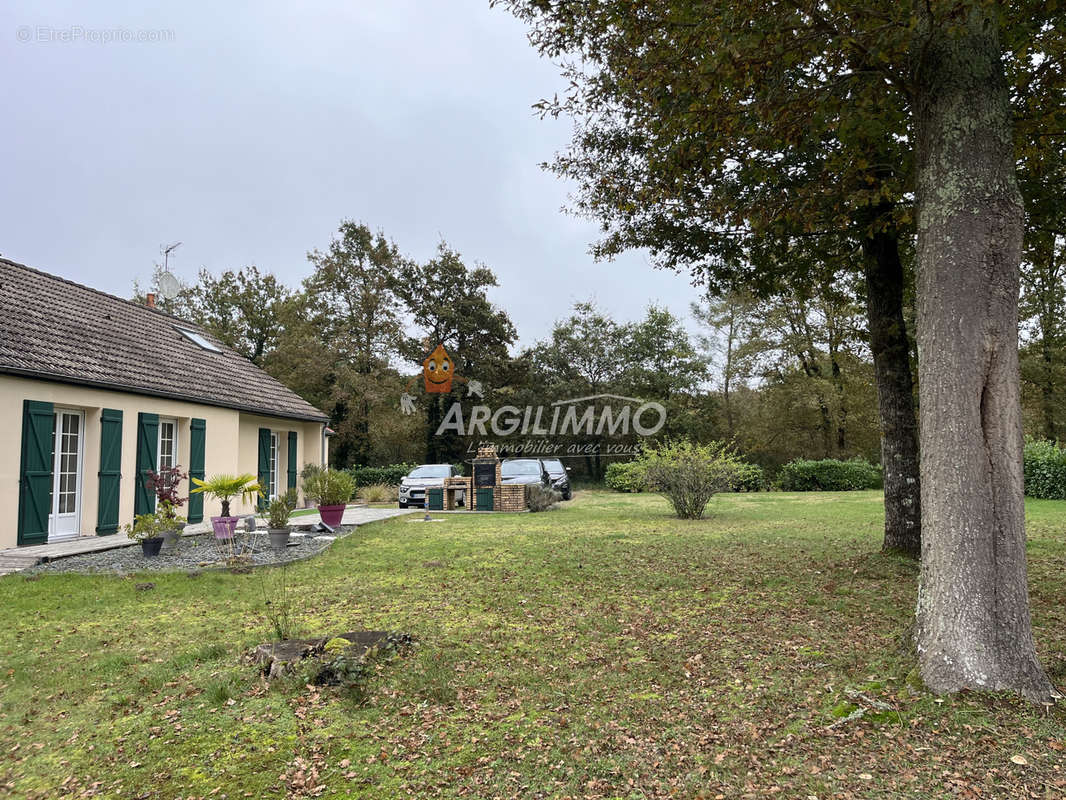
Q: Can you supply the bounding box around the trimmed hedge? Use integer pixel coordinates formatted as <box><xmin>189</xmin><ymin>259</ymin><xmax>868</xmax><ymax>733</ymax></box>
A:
<box><xmin>776</xmin><ymin>458</ymin><xmax>882</xmax><ymax>491</ymax></box>
<box><xmin>1023</xmin><ymin>438</ymin><xmax>1066</xmax><ymax>499</ymax></box>
<box><xmin>346</xmin><ymin>464</ymin><xmax>417</xmax><ymax>488</ymax></box>
<box><xmin>605</xmin><ymin>461</ymin><xmax>647</xmax><ymax>493</ymax></box>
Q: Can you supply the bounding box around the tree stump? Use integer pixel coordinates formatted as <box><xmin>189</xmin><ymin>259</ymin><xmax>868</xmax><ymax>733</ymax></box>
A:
<box><xmin>251</xmin><ymin>631</ymin><xmax>393</xmax><ymax>679</ymax></box>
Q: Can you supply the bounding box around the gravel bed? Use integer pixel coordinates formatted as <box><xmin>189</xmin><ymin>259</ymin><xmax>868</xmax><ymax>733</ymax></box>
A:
<box><xmin>24</xmin><ymin>529</ymin><xmax>356</xmax><ymax>575</ymax></box>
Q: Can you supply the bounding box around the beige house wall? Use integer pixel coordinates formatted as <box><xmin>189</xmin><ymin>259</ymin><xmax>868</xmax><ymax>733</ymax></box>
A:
<box><xmin>234</xmin><ymin>413</ymin><xmax>328</xmax><ymax>514</ymax></box>
<box><xmin>0</xmin><ymin>376</ymin><xmax>326</xmax><ymax>549</ymax></box>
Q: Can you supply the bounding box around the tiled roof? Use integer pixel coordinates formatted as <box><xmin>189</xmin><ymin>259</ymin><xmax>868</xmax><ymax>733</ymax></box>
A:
<box><xmin>0</xmin><ymin>257</ymin><xmax>328</xmax><ymax>422</ymax></box>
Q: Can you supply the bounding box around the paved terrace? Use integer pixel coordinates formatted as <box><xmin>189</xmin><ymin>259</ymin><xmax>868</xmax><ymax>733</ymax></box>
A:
<box><xmin>0</xmin><ymin>505</ymin><xmax>412</xmax><ymax>576</ymax></box>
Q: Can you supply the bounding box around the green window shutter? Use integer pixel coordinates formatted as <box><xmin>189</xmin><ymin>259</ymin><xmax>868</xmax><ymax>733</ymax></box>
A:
<box><xmin>95</xmin><ymin>409</ymin><xmax>123</xmax><ymax>535</ymax></box>
<box><xmin>188</xmin><ymin>418</ymin><xmax>206</xmax><ymax>523</ymax></box>
<box><xmin>287</xmin><ymin>431</ymin><xmax>298</xmax><ymax>490</ymax></box>
<box><xmin>134</xmin><ymin>412</ymin><xmax>159</xmax><ymax>516</ymax></box>
<box><xmin>257</xmin><ymin>427</ymin><xmax>271</xmax><ymax>510</ymax></box>
<box><xmin>17</xmin><ymin>400</ymin><xmax>55</xmax><ymax>546</ymax></box>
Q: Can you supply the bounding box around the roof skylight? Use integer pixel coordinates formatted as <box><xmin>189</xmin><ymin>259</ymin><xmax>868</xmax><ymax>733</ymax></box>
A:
<box><xmin>176</xmin><ymin>327</ymin><xmax>222</xmax><ymax>353</ymax></box>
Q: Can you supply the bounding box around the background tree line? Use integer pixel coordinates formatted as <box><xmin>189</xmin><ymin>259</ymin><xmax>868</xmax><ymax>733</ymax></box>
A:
<box><xmin>136</xmin><ymin>218</ymin><xmax>1065</xmax><ymax>479</ymax></box>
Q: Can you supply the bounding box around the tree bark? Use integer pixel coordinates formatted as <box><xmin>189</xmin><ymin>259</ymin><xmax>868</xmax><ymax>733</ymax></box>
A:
<box><xmin>912</xmin><ymin>9</ymin><xmax>1054</xmax><ymax>701</ymax></box>
<box><xmin>861</xmin><ymin>222</ymin><xmax>922</xmax><ymax>557</ymax></box>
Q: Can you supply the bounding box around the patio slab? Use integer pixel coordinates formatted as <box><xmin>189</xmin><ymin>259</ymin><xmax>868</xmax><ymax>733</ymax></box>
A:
<box><xmin>181</xmin><ymin>505</ymin><xmax>412</xmax><ymax>533</ymax></box>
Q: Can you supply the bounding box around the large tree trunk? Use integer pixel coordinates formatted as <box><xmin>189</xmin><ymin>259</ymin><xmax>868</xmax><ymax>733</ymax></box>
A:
<box><xmin>861</xmin><ymin>223</ymin><xmax>922</xmax><ymax>557</ymax></box>
<box><xmin>912</xmin><ymin>9</ymin><xmax>1053</xmax><ymax>701</ymax></box>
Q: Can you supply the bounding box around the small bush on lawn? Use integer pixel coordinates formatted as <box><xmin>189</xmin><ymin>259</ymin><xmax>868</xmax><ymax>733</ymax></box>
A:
<box><xmin>525</xmin><ymin>484</ymin><xmax>562</xmax><ymax>512</ymax></box>
<box><xmin>360</xmin><ymin>483</ymin><xmax>396</xmax><ymax>503</ymax></box>
<box><xmin>729</xmin><ymin>461</ymin><xmax>767</xmax><ymax>492</ymax></box>
<box><xmin>776</xmin><ymin>458</ymin><xmax>882</xmax><ymax>491</ymax></box>
<box><xmin>1023</xmin><ymin>438</ymin><xmax>1066</xmax><ymax>499</ymax></box>
<box><xmin>605</xmin><ymin>460</ymin><xmax>647</xmax><ymax>492</ymax></box>
<box><xmin>639</xmin><ymin>439</ymin><xmax>742</xmax><ymax>519</ymax></box>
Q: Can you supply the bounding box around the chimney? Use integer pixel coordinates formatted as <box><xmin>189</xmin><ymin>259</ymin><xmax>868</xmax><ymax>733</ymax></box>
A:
<box><xmin>146</xmin><ymin>293</ymin><xmax>156</xmax><ymax>309</ymax></box>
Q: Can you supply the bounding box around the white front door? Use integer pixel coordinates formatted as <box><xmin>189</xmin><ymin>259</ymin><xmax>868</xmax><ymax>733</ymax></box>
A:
<box><xmin>49</xmin><ymin>410</ymin><xmax>84</xmax><ymax>540</ymax></box>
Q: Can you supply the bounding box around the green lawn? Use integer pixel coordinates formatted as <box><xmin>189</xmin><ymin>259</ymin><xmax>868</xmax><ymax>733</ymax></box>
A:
<box><xmin>1</xmin><ymin>491</ymin><xmax>1064</xmax><ymax>798</ymax></box>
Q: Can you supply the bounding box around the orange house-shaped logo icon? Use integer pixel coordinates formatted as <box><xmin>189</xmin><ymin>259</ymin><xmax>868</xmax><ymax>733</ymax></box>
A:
<box><xmin>423</xmin><ymin>343</ymin><xmax>454</xmax><ymax>394</ymax></box>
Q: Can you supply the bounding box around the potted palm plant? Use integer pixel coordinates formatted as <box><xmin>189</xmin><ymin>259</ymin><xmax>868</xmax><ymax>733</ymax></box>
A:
<box><xmin>146</xmin><ymin>466</ymin><xmax>188</xmax><ymax>551</ymax></box>
<box><xmin>262</xmin><ymin>488</ymin><xmax>298</xmax><ymax>549</ymax></box>
<box><xmin>125</xmin><ymin>511</ymin><xmax>166</xmax><ymax>557</ymax></box>
<box><xmin>190</xmin><ymin>473</ymin><xmax>262</xmax><ymax>539</ymax></box>
<box><xmin>303</xmin><ymin>469</ymin><xmax>355</xmax><ymax>527</ymax></box>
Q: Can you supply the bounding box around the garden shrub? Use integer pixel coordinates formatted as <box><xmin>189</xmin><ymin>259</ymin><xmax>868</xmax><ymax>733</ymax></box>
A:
<box><xmin>728</xmin><ymin>461</ymin><xmax>766</xmax><ymax>492</ymax></box>
<box><xmin>605</xmin><ymin>460</ymin><xmax>647</xmax><ymax>493</ymax></box>
<box><xmin>303</xmin><ymin>469</ymin><xmax>356</xmax><ymax>506</ymax></box>
<box><xmin>346</xmin><ymin>463</ymin><xmax>418</xmax><ymax>488</ymax></box>
<box><xmin>1023</xmin><ymin>438</ymin><xmax>1066</xmax><ymax>499</ymax></box>
<box><xmin>360</xmin><ymin>483</ymin><xmax>396</xmax><ymax>503</ymax></box>
<box><xmin>639</xmin><ymin>439</ymin><xmax>741</xmax><ymax>519</ymax></box>
<box><xmin>300</xmin><ymin>463</ymin><xmax>323</xmax><ymax>505</ymax></box>
<box><xmin>776</xmin><ymin>458</ymin><xmax>882</xmax><ymax>491</ymax></box>
<box><xmin>262</xmin><ymin>488</ymin><xmax>298</xmax><ymax>529</ymax></box>
<box><xmin>525</xmin><ymin>484</ymin><xmax>562</xmax><ymax>512</ymax></box>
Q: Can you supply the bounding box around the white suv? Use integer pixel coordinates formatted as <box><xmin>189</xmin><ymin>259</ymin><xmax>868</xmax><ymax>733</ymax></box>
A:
<box><xmin>398</xmin><ymin>464</ymin><xmax>464</xmax><ymax>508</ymax></box>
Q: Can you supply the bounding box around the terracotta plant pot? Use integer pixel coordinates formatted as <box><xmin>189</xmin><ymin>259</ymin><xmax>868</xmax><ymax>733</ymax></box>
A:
<box><xmin>211</xmin><ymin>516</ymin><xmax>239</xmax><ymax>539</ymax></box>
<box><xmin>141</xmin><ymin>537</ymin><xmax>164</xmax><ymax>557</ymax></box>
<box><xmin>317</xmin><ymin>504</ymin><xmax>345</xmax><ymax>527</ymax></box>
<box><xmin>268</xmin><ymin>528</ymin><xmax>291</xmax><ymax>549</ymax></box>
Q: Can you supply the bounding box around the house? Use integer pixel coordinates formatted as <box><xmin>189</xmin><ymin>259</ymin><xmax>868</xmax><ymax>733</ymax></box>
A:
<box><xmin>0</xmin><ymin>257</ymin><xmax>330</xmax><ymax>548</ymax></box>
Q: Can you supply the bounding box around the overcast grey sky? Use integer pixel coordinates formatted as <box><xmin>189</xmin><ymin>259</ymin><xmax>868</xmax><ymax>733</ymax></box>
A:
<box><xmin>0</xmin><ymin>1</ymin><xmax>702</xmax><ymax>348</ymax></box>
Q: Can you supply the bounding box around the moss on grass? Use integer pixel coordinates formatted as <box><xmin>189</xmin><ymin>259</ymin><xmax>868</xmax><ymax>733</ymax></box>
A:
<box><xmin>1</xmin><ymin>491</ymin><xmax>1064</xmax><ymax>798</ymax></box>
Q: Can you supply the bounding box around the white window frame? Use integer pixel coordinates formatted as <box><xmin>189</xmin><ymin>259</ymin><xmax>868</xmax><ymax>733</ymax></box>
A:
<box><xmin>49</xmin><ymin>408</ymin><xmax>85</xmax><ymax>539</ymax></box>
<box><xmin>158</xmin><ymin>418</ymin><xmax>178</xmax><ymax>472</ymax></box>
<box><xmin>269</xmin><ymin>432</ymin><xmax>279</xmax><ymax>500</ymax></box>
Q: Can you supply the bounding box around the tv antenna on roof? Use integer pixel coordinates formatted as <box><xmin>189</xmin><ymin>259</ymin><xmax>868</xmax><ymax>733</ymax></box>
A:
<box><xmin>157</xmin><ymin>242</ymin><xmax>183</xmax><ymax>301</ymax></box>
<box><xmin>161</xmin><ymin>241</ymin><xmax>182</xmax><ymax>271</ymax></box>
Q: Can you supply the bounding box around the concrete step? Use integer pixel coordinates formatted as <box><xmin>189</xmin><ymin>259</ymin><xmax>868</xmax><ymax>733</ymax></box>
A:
<box><xmin>0</xmin><ymin>554</ymin><xmax>41</xmax><ymax>575</ymax></box>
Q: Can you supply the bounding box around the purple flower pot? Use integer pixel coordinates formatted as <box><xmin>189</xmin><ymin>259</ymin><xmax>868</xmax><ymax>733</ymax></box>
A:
<box><xmin>317</xmin><ymin>504</ymin><xmax>345</xmax><ymax>527</ymax></box>
<box><xmin>211</xmin><ymin>516</ymin><xmax>239</xmax><ymax>539</ymax></box>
